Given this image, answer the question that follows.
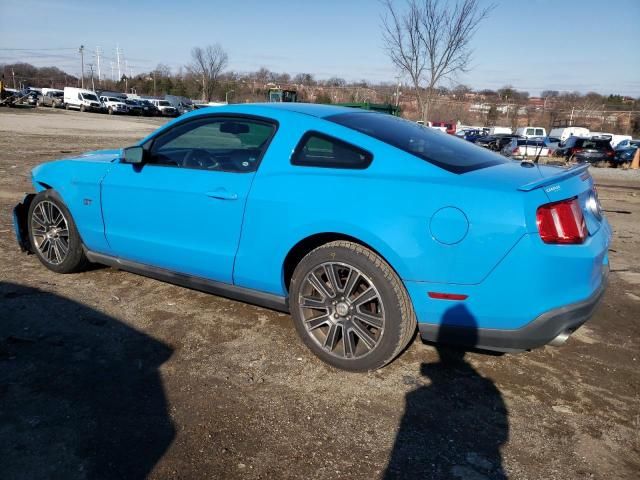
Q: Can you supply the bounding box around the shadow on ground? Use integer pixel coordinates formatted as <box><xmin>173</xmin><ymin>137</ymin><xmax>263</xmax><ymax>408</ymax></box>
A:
<box><xmin>0</xmin><ymin>282</ymin><xmax>175</xmax><ymax>480</ymax></box>
<box><xmin>384</xmin><ymin>304</ymin><xmax>509</xmax><ymax>480</ymax></box>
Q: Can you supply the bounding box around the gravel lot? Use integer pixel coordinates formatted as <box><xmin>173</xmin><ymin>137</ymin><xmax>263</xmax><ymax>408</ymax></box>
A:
<box><xmin>1</xmin><ymin>108</ymin><xmax>639</xmax><ymax>480</ymax></box>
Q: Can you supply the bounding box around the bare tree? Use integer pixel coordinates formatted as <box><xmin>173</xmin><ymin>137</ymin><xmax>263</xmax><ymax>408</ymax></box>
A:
<box><xmin>188</xmin><ymin>44</ymin><xmax>228</xmax><ymax>102</ymax></box>
<box><xmin>381</xmin><ymin>0</ymin><xmax>493</xmax><ymax>121</ymax></box>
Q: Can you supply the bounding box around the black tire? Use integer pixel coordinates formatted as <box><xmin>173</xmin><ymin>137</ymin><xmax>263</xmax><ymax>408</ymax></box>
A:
<box><xmin>27</xmin><ymin>190</ymin><xmax>89</xmax><ymax>274</ymax></box>
<box><xmin>290</xmin><ymin>241</ymin><xmax>416</xmax><ymax>371</ymax></box>
<box><xmin>80</xmin><ymin>104</ymin><xmax>85</xmax><ymax>112</ymax></box>
<box><xmin>108</xmin><ymin>107</ymin><xmax>113</xmax><ymax>115</ymax></box>
<box><xmin>64</xmin><ymin>103</ymin><xmax>69</xmax><ymax>110</ymax></box>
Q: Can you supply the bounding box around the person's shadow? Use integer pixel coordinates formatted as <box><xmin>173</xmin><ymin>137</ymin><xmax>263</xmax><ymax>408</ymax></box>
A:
<box><xmin>0</xmin><ymin>282</ymin><xmax>175</xmax><ymax>480</ymax></box>
<box><xmin>384</xmin><ymin>304</ymin><xmax>509</xmax><ymax>479</ymax></box>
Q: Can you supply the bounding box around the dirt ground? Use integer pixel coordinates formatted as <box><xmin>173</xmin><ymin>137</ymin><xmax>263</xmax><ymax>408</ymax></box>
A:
<box><xmin>0</xmin><ymin>108</ymin><xmax>639</xmax><ymax>480</ymax></box>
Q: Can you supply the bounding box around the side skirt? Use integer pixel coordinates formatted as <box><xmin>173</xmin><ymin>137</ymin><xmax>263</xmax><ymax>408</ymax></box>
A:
<box><xmin>85</xmin><ymin>250</ymin><xmax>290</xmax><ymax>313</ymax></box>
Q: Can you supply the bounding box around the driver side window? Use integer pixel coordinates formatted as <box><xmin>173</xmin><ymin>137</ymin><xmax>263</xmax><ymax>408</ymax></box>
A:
<box><xmin>148</xmin><ymin>117</ymin><xmax>276</xmax><ymax>173</ymax></box>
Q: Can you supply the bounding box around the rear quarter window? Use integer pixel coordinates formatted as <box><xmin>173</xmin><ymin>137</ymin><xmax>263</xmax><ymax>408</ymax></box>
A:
<box><xmin>291</xmin><ymin>132</ymin><xmax>372</xmax><ymax>169</ymax></box>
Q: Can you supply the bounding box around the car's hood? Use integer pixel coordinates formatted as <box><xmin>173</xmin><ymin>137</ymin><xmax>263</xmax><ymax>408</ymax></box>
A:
<box><xmin>68</xmin><ymin>149</ymin><xmax>122</xmax><ymax>163</ymax></box>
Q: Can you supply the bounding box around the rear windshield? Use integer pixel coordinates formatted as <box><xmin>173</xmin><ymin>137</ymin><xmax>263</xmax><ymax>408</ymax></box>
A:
<box><xmin>326</xmin><ymin>112</ymin><xmax>506</xmax><ymax>174</ymax></box>
<box><xmin>577</xmin><ymin>139</ymin><xmax>611</xmax><ymax>149</ymax></box>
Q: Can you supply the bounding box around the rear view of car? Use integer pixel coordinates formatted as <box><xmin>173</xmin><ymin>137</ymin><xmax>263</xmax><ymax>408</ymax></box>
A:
<box><xmin>555</xmin><ymin>136</ymin><xmax>614</xmax><ymax>165</ymax></box>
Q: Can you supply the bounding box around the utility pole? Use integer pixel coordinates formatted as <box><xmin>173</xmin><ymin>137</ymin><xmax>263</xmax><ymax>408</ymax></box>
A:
<box><xmin>394</xmin><ymin>77</ymin><xmax>401</xmax><ymax>108</ymax></box>
<box><xmin>110</xmin><ymin>62</ymin><xmax>115</xmax><ymax>82</ymax></box>
<box><xmin>11</xmin><ymin>68</ymin><xmax>16</xmax><ymax>89</ymax></box>
<box><xmin>94</xmin><ymin>46</ymin><xmax>102</xmax><ymax>83</ymax></box>
<box><xmin>79</xmin><ymin>45</ymin><xmax>85</xmax><ymax>89</ymax></box>
<box><xmin>152</xmin><ymin>70</ymin><xmax>156</xmax><ymax>97</ymax></box>
<box><xmin>88</xmin><ymin>64</ymin><xmax>95</xmax><ymax>91</ymax></box>
<box><xmin>116</xmin><ymin>44</ymin><xmax>122</xmax><ymax>80</ymax></box>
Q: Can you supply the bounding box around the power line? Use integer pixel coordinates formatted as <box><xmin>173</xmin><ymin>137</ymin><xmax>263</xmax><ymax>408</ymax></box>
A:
<box><xmin>0</xmin><ymin>47</ymin><xmax>77</xmax><ymax>51</ymax></box>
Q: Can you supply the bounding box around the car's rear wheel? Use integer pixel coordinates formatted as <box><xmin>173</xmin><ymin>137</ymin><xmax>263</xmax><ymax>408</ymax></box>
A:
<box><xmin>28</xmin><ymin>190</ymin><xmax>88</xmax><ymax>274</ymax></box>
<box><xmin>80</xmin><ymin>104</ymin><xmax>85</xmax><ymax>112</ymax></box>
<box><xmin>290</xmin><ymin>241</ymin><xmax>416</xmax><ymax>371</ymax></box>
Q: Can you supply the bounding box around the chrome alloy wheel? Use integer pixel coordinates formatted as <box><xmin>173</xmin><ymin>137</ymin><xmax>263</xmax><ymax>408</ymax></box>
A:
<box><xmin>31</xmin><ymin>200</ymin><xmax>70</xmax><ymax>265</ymax></box>
<box><xmin>297</xmin><ymin>262</ymin><xmax>385</xmax><ymax>360</ymax></box>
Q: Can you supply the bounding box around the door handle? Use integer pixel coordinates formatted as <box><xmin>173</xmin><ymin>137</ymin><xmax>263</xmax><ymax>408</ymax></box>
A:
<box><xmin>206</xmin><ymin>189</ymin><xmax>238</xmax><ymax>200</ymax></box>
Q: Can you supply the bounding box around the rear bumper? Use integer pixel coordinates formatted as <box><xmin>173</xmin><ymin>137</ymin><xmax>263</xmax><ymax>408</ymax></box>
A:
<box><xmin>418</xmin><ymin>265</ymin><xmax>609</xmax><ymax>352</ymax></box>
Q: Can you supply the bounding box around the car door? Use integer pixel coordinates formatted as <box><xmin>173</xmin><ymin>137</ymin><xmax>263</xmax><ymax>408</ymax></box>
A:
<box><xmin>100</xmin><ymin>115</ymin><xmax>277</xmax><ymax>283</ymax></box>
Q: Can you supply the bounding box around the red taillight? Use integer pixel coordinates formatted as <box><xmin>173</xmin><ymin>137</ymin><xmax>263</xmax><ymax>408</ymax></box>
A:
<box><xmin>571</xmin><ymin>147</ymin><xmax>583</xmax><ymax>155</ymax></box>
<box><xmin>536</xmin><ymin>197</ymin><xmax>587</xmax><ymax>244</ymax></box>
<box><xmin>606</xmin><ymin>150</ymin><xmax>614</xmax><ymax>157</ymax></box>
<box><xmin>512</xmin><ymin>147</ymin><xmax>519</xmax><ymax>154</ymax></box>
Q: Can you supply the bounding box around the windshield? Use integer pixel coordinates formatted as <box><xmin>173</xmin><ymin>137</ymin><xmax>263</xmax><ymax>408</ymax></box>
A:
<box><xmin>82</xmin><ymin>93</ymin><xmax>98</xmax><ymax>101</ymax></box>
<box><xmin>159</xmin><ymin>101</ymin><xmax>171</xmax><ymax>106</ymax></box>
<box><xmin>327</xmin><ymin>112</ymin><xmax>506</xmax><ymax>173</ymax></box>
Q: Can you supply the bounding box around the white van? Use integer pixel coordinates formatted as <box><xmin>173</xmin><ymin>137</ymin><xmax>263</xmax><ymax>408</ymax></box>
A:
<box><xmin>63</xmin><ymin>87</ymin><xmax>104</xmax><ymax>112</ymax></box>
<box><xmin>489</xmin><ymin>126</ymin><xmax>512</xmax><ymax>135</ymax></box>
<box><xmin>548</xmin><ymin>127</ymin><xmax>590</xmax><ymax>142</ymax></box>
<box><xmin>515</xmin><ymin>126</ymin><xmax>546</xmax><ymax>138</ymax></box>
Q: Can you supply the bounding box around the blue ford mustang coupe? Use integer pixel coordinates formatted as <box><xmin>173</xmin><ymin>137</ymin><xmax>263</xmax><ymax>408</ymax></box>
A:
<box><xmin>13</xmin><ymin>103</ymin><xmax>611</xmax><ymax>371</ymax></box>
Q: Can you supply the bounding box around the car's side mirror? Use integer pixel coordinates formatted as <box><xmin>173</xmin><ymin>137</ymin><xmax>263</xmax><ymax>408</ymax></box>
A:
<box><xmin>122</xmin><ymin>146</ymin><xmax>145</xmax><ymax>164</ymax></box>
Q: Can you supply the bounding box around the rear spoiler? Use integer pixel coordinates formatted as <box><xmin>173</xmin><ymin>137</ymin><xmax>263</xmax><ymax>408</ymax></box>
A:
<box><xmin>518</xmin><ymin>163</ymin><xmax>590</xmax><ymax>192</ymax></box>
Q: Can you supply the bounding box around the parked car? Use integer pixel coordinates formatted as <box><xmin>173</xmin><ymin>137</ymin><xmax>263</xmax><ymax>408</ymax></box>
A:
<box><xmin>515</xmin><ymin>126</ymin><xmax>547</xmax><ymax>138</ymax></box>
<box><xmin>137</xmin><ymin>99</ymin><xmax>160</xmax><ymax>116</ymax></box>
<box><xmin>123</xmin><ymin>98</ymin><xmax>144</xmax><ymax>116</ymax></box>
<box><xmin>614</xmin><ymin>139</ymin><xmax>639</xmax><ymax>150</ymax></box>
<box><xmin>23</xmin><ymin>90</ymin><xmax>39</xmax><ymax>106</ymax></box>
<box><xmin>149</xmin><ymin>99</ymin><xmax>178</xmax><ymax>117</ymax></box>
<box><xmin>100</xmin><ymin>96</ymin><xmax>129</xmax><ymax>115</ymax></box>
<box><xmin>165</xmin><ymin>94</ymin><xmax>193</xmax><ymax>115</ymax></box>
<box><xmin>613</xmin><ymin>140</ymin><xmax>639</xmax><ymax>166</ymax></box>
<box><xmin>63</xmin><ymin>87</ymin><xmax>103</xmax><ymax>112</ymax></box>
<box><xmin>501</xmin><ymin>138</ymin><xmax>549</xmax><ymax>158</ymax></box>
<box><xmin>462</xmin><ymin>129</ymin><xmax>487</xmax><ymax>142</ymax></box>
<box><xmin>554</xmin><ymin>136</ymin><xmax>615</xmax><ymax>165</ymax></box>
<box><xmin>588</xmin><ymin>132</ymin><xmax>631</xmax><ymax>149</ymax></box>
<box><xmin>12</xmin><ymin>104</ymin><xmax>611</xmax><ymax>371</ymax></box>
<box><xmin>38</xmin><ymin>89</ymin><xmax>64</xmax><ymax>108</ymax></box>
<box><xmin>475</xmin><ymin>134</ymin><xmax>520</xmax><ymax>152</ymax></box>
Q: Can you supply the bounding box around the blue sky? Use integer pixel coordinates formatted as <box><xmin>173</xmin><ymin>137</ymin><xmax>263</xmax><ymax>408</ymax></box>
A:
<box><xmin>1</xmin><ymin>0</ymin><xmax>638</xmax><ymax>96</ymax></box>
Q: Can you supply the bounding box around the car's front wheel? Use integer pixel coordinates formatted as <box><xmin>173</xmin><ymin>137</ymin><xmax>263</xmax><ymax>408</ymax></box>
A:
<box><xmin>290</xmin><ymin>241</ymin><xmax>416</xmax><ymax>371</ymax></box>
<box><xmin>28</xmin><ymin>190</ymin><xmax>88</xmax><ymax>273</ymax></box>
